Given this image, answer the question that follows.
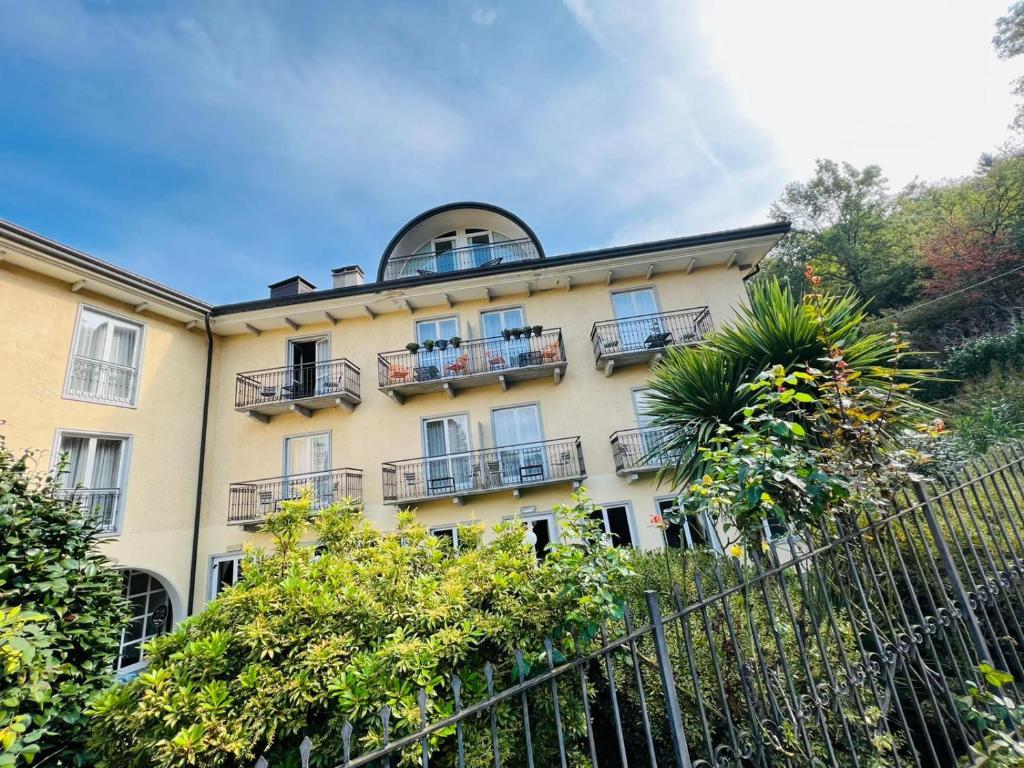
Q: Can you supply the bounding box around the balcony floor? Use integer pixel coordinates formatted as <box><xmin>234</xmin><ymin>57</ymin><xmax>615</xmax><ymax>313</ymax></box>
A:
<box><xmin>238</xmin><ymin>390</ymin><xmax>361</xmax><ymax>422</ymax></box>
<box><xmin>389</xmin><ymin>471</ymin><xmax>584</xmax><ymax>506</ymax></box>
<box><xmin>381</xmin><ymin>360</ymin><xmax>566</xmax><ymax>403</ymax></box>
<box><xmin>596</xmin><ymin>339</ymin><xmax>701</xmax><ymax>375</ymax></box>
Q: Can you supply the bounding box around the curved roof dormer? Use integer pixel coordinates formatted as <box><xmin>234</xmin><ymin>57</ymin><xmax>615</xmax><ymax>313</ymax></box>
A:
<box><xmin>377</xmin><ymin>202</ymin><xmax>545</xmax><ymax>282</ymax></box>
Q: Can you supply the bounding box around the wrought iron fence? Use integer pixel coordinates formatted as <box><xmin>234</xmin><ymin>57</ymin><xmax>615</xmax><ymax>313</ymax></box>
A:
<box><xmin>591</xmin><ymin>307</ymin><xmax>713</xmax><ymax>363</ymax></box>
<box><xmin>66</xmin><ymin>355</ymin><xmax>138</xmax><ymax>405</ymax></box>
<box><xmin>382</xmin><ymin>238</ymin><xmax>540</xmax><ymax>281</ymax></box>
<box><xmin>234</xmin><ymin>358</ymin><xmax>360</xmax><ymax>410</ymax></box>
<box><xmin>382</xmin><ymin>436</ymin><xmax>585</xmax><ymax>503</ymax></box>
<box><xmin>256</xmin><ymin>444</ymin><xmax>1024</xmax><ymax>768</ymax></box>
<box><xmin>54</xmin><ymin>487</ymin><xmax>120</xmax><ymax>532</ymax></box>
<box><xmin>610</xmin><ymin>427</ymin><xmax>682</xmax><ymax>474</ymax></box>
<box><xmin>378</xmin><ymin>330</ymin><xmax>566</xmax><ymax>389</ymax></box>
<box><xmin>227</xmin><ymin>468</ymin><xmax>362</xmax><ymax>525</ymax></box>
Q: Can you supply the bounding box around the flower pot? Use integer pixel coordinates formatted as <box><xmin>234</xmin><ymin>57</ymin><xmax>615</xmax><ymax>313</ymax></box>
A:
<box><xmin>405</xmin><ymin>343</ymin><xmax>421</xmax><ymax>354</ymax></box>
<box><xmin>532</xmin><ymin>325</ymin><xmax>543</xmax><ymax>336</ymax></box>
<box><xmin>501</xmin><ymin>329</ymin><xmax>512</xmax><ymax>341</ymax></box>
<box><xmin>523</xmin><ymin>327</ymin><xmax>533</xmax><ymax>338</ymax></box>
<box><xmin>436</xmin><ymin>339</ymin><xmax>449</xmax><ymax>351</ymax></box>
<box><xmin>423</xmin><ymin>340</ymin><xmax>435</xmax><ymax>352</ymax></box>
<box><xmin>450</xmin><ymin>337</ymin><xmax>462</xmax><ymax>348</ymax></box>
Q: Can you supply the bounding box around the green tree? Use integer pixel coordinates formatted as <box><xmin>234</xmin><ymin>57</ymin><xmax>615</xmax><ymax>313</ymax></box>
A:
<box><xmin>0</xmin><ymin>439</ymin><xmax>128</xmax><ymax>766</ymax></box>
<box><xmin>995</xmin><ymin>1</ymin><xmax>1024</xmax><ymax>133</ymax></box>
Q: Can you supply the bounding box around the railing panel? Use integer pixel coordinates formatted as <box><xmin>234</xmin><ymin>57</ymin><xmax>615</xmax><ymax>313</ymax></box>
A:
<box><xmin>610</xmin><ymin>427</ymin><xmax>681</xmax><ymax>473</ymax></box>
<box><xmin>377</xmin><ymin>330</ymin><xmax>565</xmax><ymax>389</ymax></box>
<box><xmin>66</xmin><ymin>356</ymin><xmax>138</xmax><ymax>405</ymax></box>
<box><xmin>227</xmin><ymin>468</ymin><xmax>363</xmax><ymax>524</ymax></box>
<box><xmin>382</xmin><ymin>436</ymin><xmax>584</xmax><ymax>503</ymax></box>
<box><xmin>54</xmin><ymin>487</ymin><xmax>120</xmax><ymax>532</ymax></box>
<box><xmin>590</xmin><ymin>306</ymin><xmax>713</xmax><ymax>361</ymax></box>
<box><xmin>382</xmin><ymin>238</ymin><xmax>540</xmax><ymax>281</ymax></box>
<box><xmin>235</xmin><ymin>358</ymin><xmax>360</xmax><ymax>410</ymax></box>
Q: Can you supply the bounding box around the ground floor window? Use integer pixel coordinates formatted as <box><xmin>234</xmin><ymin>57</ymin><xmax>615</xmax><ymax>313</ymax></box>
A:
<box><xmin>208</xmin><ymin>553</ymin><xmax>244</xmax><ymax>600</ymax></box>
<box><xmin>657</xmin><ymin>498</ymin><xmax>719</xmax><ymax>551</ymax></box>
<box><xmin>117</xmin><ymin>569</ymin><xmax>172</xmax><ymax>674</ymax></box>
<box><xmin>430</xmin><ymin>525</ymin><xmax>460</xmax><ymax>550</ymax></box>
<box><xmin>505</xmin><ymin>512</ymin><xmax>557</xmax><ymax>559</ymax></box>
<box><xmin>590</xmin><ymin>504</ymin><xmax>635</xmax><ymax>547</ymax></box>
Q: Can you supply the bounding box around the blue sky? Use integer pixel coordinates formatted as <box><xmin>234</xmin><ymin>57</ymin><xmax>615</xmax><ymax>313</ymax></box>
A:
<box><xmin>0</xmin><ymin>1</ymin><xmax>1018</xmax><ymax>303</ymax></box>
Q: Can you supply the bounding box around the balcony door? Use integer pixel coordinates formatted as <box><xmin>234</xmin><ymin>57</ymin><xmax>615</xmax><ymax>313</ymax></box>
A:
<box><xmin>68</xmin><ymin>308</ymin><xmax>142</xmax><ymax>405</ymax></box>
<box><xmin>287</xmin><ymin>336</ymin><xmax>330</xmax><ymax>398</ymax></box>
<box><xmin>481</xmin><ymin>307</ymin><xmax>527</xmax><ymax>367</ymax></box>
<box><xmin>416</xmin><ymin>317</ymin><xmax>459</xmax><ymax>377</ymax></box>
<box><xmin>492</xmin><ymin>404</ymin><xmax>545</xmax><ymax>485</ymax></box>
<box><xmin>632</xmin><ymin>388</ymin><xmax>666</xmax><ymax>463</ymax></box>
<box><xmin>423</xmin><ymin>415</ymin><xmax>473</xmax><ymax>495</ymax></box>
<box><xmin>612</xmin><ymin>288</ymin><xmax>661</xmax><ymax>351</ymax></box>
<box><xmin>284</xmin><ymin>432</ymin><xmax>331</xmax><ymax>506</ymax></box>
<box><xmin>57</xmin><ymin>433</ymin><xmax>127</xmax><ymax>531</ymax></box>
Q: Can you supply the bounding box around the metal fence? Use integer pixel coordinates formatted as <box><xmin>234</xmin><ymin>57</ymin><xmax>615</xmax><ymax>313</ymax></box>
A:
<box><xmin>255</xmin><ymin>443</ymin><xmax>1024</xmax><ymax>767</ymax></box>
<box><xmin>591</xmin><ymin>307</ymin><xmax>713</xmax><ymax>362</ymax></box>
<box><xmin>234</xmin><ymin>358</ymin><xmax>361</xmax><ymax>410</ymax></box>
<box><xmin>54</xmin><ymin>486</ymin><xmax>120</xmax><ymax>532</ymax></box>
<box><xmin>227</xmin><ymin>468</ymin><xmax>363</xmax><ymax>525</ymax></box>
<box><xmin>381</xmin><ymin>238</ymin><xmax>540</xmax><ymax>281</ymax></box>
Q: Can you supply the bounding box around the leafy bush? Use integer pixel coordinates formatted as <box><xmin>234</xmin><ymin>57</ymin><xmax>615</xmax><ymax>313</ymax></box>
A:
<box><xmin>0</xmin><ymin>440</ymin><xmax>128</xmax><ymax>766</ymax></box>
<box><xmin>87</xmin><ymin>490</ymin><xmax>632</xmax><ymax>767</ymax></box>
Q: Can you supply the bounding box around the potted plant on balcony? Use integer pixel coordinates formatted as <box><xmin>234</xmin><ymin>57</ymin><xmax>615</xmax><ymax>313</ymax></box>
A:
<box><xmin>449</xmin><ymin>336</ymin><xmax>462</xmax><ymax>348</ymax></box>
<box><xmin>510</xmin><ymin>328</ymin><xmax>523</xmax><ymax>340</ymax></box>
<box><xmin>501</xmin><ymin>328</ymin><xmax>512</xmax><ymax>341</ymax></box>
<box><xmin>532</xmin><ymin>324</ymin><xmax>543</xmax><ymax>336</ymax></box>
<box><xmin>436</xmin><ymin>339</ymin><xmax>449</xmax><ymax>351</ymax></box>
<box><xmin>423</xmin><ymin>339</ymin><xmax>435</xmax><ymax>352</ymax></box>
<box><xmin>405</xmin><ymin>342</ymin><xmax>421</xmax><ymax>354</ymax></box>
<box><xmin>523</xmin><ymin>326</ymin><xmax>533</xmax><ymax>339</ymax></box>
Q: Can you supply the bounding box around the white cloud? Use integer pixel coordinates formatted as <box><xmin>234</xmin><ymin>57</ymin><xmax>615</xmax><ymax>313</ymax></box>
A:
<box><xmin>471</xmin><ymin>7</ymin><xmax>498</xmax><ymax>27</ymax></box>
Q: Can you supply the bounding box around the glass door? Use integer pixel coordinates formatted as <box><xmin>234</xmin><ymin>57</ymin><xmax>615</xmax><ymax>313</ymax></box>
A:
<box><xmin>423</xmin><ymin>415</ymin><xmax>473</xmax><ymax>494</ymax></box>
<box><xmin>416</xmin><ymin>317</ymin><xmax>459</xmax><ymax>379</ymax></box>
<box><xmin>58</xmin><ymin>433</ymin><xmax>124</xmax><ymax>529</ymax></box>
<box><xmin>481</xmin><ymin>307</ymin><xmax>526</xmax><ymax>369</ymax></box>
<box><xmin>466</xmin><ymin>229</ymin><xmax>492</xmax><ymax>267</ymax></box>
<box><xmin>632</xmin><ymin>388</ymin><xmax>665</xmax><ymax>464</ymax></box>
<box><xmin>492</xmin><ymin>405</ymin><xmax>545</xmax><ymax>485</ymax></box>
<box><xmin>72</xmin><ymin>309</ymin><xmax>140</xmax><ymax>402</ymax></box>
<box><xmin>284</xmin><ymin>433</ymin><xmax>331</xmax><ymax>506</ymax></box>
<box><xmin>612</xmin><ymin>288</ymin><xmax>660</xmax><ymax>351</ymax></box>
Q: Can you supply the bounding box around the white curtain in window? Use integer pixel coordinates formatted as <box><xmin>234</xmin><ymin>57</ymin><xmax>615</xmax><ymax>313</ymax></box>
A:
<box><xmin>59</xmin><ymin>436</ymin><xmax>89</xmax><ymax>487</ymax></box>
<box><xmin>110</xmin><ymin>326</ymin><xmax>137</xmax><ymax>367</ymax></box>
<box><xmin>91</xmin><ymin>439</ymin><xmax>122</xmax><ymax>488</ymax></box>
<box><xmin>76</xmin><ymin>315</ymin><xmax>108</xmax><ymax>359</ymax></box>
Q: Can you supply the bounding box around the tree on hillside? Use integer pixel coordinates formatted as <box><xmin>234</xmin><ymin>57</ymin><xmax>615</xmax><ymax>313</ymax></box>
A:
<box><xmin>0</xmin><ymin>439</ymin><xmax>127</xmax><ymax>766</ymax></box>
<box><xmin>995</xmin><ymin>1</ymin><xmax>1024</xmax><ymax>132</ymax></box>
<box><xmin>761</xmin><ymin>159</ymin><xmax>923</xmax><ymax>312</ymax></box>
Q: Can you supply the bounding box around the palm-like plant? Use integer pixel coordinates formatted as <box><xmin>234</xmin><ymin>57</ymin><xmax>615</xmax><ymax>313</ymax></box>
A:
<box><xmin>646</xmin><ymin>279</ymin><xmax>933</xmax><ymax>489</ymax></box>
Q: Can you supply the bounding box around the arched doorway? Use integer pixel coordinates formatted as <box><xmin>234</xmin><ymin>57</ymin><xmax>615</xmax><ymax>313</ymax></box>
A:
<box><xmin>116</xmin><ymin>569</ymin><xmax>174</xmax><ymax>674</ymax></box>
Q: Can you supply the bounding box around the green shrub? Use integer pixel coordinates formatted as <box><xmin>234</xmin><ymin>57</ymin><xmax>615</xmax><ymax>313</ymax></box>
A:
<box><xmin>947</xmin><ymin>369</ymin><xmax>1024</xmax><ymax>454</ymax></box>
<box><xmin>87</xmin><ymin>490</ymin><xmax>631</xmax><ymax>768</ymax></box>
<box><xmin>0</xmin><ymin>440</ymin><xmax>128</xmax><ymax>766</ymax></box>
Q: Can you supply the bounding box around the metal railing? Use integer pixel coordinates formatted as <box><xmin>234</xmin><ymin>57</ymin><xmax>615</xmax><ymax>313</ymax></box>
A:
<box><xmin>382</xmin><ymin>238</ymin><xmax>540</xmax><ymax>281</ymax></box>
<box><xmin>54</xmin><ymin>487</ymin><xmax>120</xmax><ymax>532</ymax></box>
<box><xmin>234</xmin><ymin>358</ymin><xmax>360</xmax><ymax>410</ymax></box>
<box><xmin>377</xmin><ymin>329</ymin><xmax>565</xmax><ymax>389</ymax></box>
<box><xmin>610</xmin><ymin>426</ymin><xmax>682</xmax><ymax>473</ymax></box>
<box><xmin>227</xmin><ymin>468</ymin><xmax>362</xmax><ymax>525</ymax></box>
<box><xmin>255</xmin><ymin>444</ymin><xmax>1024</xmax><ymax>768</ymax></box>
<box><xmin>66</xmin><ymin>356</ymin><xmax>138</xmax><ymax>405</ymax></box>
<box><xmin>590</xmin><ymin>306</ymin><xmax>713</xmax><ymax>361</ymax></box>
<box><xmin>382</xmin><ymin>436</ymin><xmax>585</xmax><ymax>503</ymax></box>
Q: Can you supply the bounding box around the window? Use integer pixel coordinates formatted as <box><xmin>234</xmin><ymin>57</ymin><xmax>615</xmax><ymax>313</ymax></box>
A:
<box><xmin>208</xmin><ymin>554</ymin><xmax>244</xmax><ymax>600</ymax></box>
<box><xmin>416</xmin><ymin>316</ymin><xmax>459</xmax><ymax>345</ymax></box>
<box><xmin>591</xmin><ymin>504</ymin><xmax>635</xmax><ymax>548</ymax></box>
<box><xmin>505</xmin><ymin>512</ymin><xmax>557</xmax><ymax>560</ymax></box>
<box><xmin>480</xmin><ymin>307</ymin><xmax>525</xmax><ymax>339</ymax></box>
<box><xmin>612</xmin><ymin>288</ymin><xmax>659</xmax><ymax>319</ymax></box>
<box><xmin>763</xmin><ymin>510</ymin><xmax>789</xmax><ymax>541</ymax></box>
<box><xmin>116</xmin><ymin>569</ymin><xmax>172</xmax><ymax>674</ymax></box>
<box><xmin>422</xmin><ymin>415</ymin><xmax>473</xmax><ymax>493</ymax></box>
<box><xmin>286</xmin><ymin>336</ymin><xmax>330</xmax><ymax>398</ymax></box>
<box><xmin>408</xmin><ymin>229</ymin><xmax>513</xmax><ymax>275</ymax></box>
<box><xmin>611</xmin><ymin>289</ymin><xmax>662</xmax><ymax>352</ymax></box>
<box><xmin>66</xmin><ymin>307</ymin><xmax>143</xmax><ymax>406</ymax></box>
<box><xmin>54</xmin><ymin>431</ymin><xmax>129</xmax><ymax>533</ymax></box>
<box><xmin>284</xmin><ymin>432</ymin><xmax>332</xmax><ymax>506</ymax></box>
<box><xmin>430</xmin><ymin>526</ymin><xmax>460</xmax><ymax>550</ymax></box>
<box><xmin>492</xmin><ymin>405</ymin><xmax>546</xmax><ymax>485</ymax></box>
<box><xmin>657</xmin><ymin>498</ymin><xmax>719</xmax><ymax>551</ymax></box>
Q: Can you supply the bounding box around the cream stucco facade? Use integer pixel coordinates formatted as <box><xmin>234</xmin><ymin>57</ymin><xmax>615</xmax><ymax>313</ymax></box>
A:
<box><xmin>0</xmin><ymin>204</ymin><xmax>788</xmax><ymax>671</ymax></box>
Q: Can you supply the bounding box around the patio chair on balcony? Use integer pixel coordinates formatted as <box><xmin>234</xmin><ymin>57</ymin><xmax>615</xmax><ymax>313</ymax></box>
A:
<box><xmin>644</xmin><ymin>331</ymin><xmax>672</xmax><ymax>349</ymax></box>
<box><xmin>260</xmin><ymin>385</ymin><xmax>277</xmax><ymax>399</ymax></box>
<box><xmin>486</xmin><ymin>352</ymin><xmax>507</xmax><ymax>370</ymax></box>
<box><xmin>541</xmin><ymin>341</ymin><xmax>560</xmax><ymax>363</ymax></box>
<box><xmin>416</xmin><ymin>268</ymin><xmax>436</xmax><ymax>276</ymax></box>
<box><xmin>444</xmin><ymin>355</ymin><xmax>469</xmax><ymax>376</ymax></box>
<box><xmin>476</xmin><ymin>257</ymin><xmax>503</xmax><ymax>269</ymax></box>
<box><xmin>389</xmin><ymin>365</ymin><xmax>412</xmax><ymax>385</ymax></box>
<box><xmin>485</xmin><ymin>460</ymin><xmax>502</xmax><ymax>487</ymax></box>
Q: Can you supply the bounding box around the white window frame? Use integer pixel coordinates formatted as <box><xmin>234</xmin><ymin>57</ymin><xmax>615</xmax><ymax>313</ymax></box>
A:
<box><xmin>656</xmin><ymin>497</ymin><xmax>720</xmax><ymax>552</ymax></box>
<box><xmin>116</xmin><ymin>569</ymin><xmax>173</xmax><ymax>676</ymax></box>
<box><xmin>51</xmin><ymin>429</ymin><xmax>132</xmax><ymax>536</ymax></box>
<box><xmin>429</xmin><ymin>525</ymin><xmax>461</xmax><ymax>550</ymax></box>
<box><xmin>592</xmin><ymin>502</ymin><xmax>638</xmax><ymax>548</ymax></box>
<box><xmin>208</xmin><ymin>553</ymin><xmax>244</xmax><ymax>601</ymax></box>
<box><xmin>64</xmin><ymin>304</ymin><xmax>146</xmax><ymax>408</ymax></box>
<box><xmin>609</xmin><ymin>286</ymin><xmax>662</xmax><ymax>318</ymax></box>
<box><xmin>504</xmin><ymin>510</ymin><xmax>558</xmax><ymax>559</ymax></box>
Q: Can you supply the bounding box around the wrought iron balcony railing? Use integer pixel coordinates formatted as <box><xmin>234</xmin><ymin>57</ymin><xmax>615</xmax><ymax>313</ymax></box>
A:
<box><xmin>610</xmin><ymin>427</ymin><xmax>683</xmax><ymax>476</ymax></box>
<box><xmin>382</xmin><ymin>238</ymin><xmax>540</xmax><ymax>281</ymax></box>
<box><xmin>383</xmin><ymin>436</ymin><xmax>585</xmax><ymax>504</ymax></box>
<box><xmin>234</xmin><ymin>358</ymin><xmax>360</xmax><ymax>421</ymax></box>
<box><xmin>377</xmin><ymin>330</ymin><xmax>566</xmax><ymax>402</ymax></box>
<box><xmin>227</xmin><ymin>468</ymin><xmax>363</xmax><ymax>525</ymax></box>
<box><xmin>54</xmin><ymin>487</ymin><xmax>120</xmax><ymax>532</ymax></box>
<box><xmin>66</xmin><ymin>356</ymin><xmax>138</xmax><ymax>406</ymax></box>
<box><xmin>590</xmin><ymin>306</ymin><xmax>713</xmax><ymax>373</ymax></box>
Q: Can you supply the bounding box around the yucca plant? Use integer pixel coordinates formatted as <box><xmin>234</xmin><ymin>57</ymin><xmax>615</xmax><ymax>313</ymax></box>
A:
<box><xmin>646</xmin><ymin>278</ymin><xmax>933</xmax><ymax>489</ymax></box>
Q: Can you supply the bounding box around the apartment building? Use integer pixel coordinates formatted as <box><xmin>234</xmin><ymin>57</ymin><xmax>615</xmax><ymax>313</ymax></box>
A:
<box><xmin>0</xmin><ymin>203</ymin><xmax>789</xmax><ymax>673</ymax></box>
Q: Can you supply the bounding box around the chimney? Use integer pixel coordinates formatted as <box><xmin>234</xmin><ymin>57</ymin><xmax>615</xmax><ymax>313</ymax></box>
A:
<box><xmin>268</xmin><ymin>275</ymin><xmax>317</xmax><ymax>299</ymax></box>
<box><xmin>332</xmin><ymin>265</ymin><xmax>365</xmax><ymax>289</ymax></box>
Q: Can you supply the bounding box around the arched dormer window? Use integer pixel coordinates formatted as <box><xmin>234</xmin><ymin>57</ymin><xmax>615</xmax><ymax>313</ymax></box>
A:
<box><xmin>407</xmin><ymin>228</ymin><xmax>513</xmax><ymax>276</ymax></box>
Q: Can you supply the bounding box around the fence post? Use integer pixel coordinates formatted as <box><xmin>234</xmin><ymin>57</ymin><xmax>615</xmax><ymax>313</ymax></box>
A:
<box><xmin>645</xmin><ymin>590</ymin><xmax>693</xmax><ymax>768</ymax></box>
<box><xmin>913</xmin><ymin>480</ymin><xmax>992</xmax><ymax>664</ymax></box>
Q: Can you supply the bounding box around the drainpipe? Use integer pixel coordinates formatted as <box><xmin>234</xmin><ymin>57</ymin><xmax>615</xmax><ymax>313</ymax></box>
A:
<box><xmin>186</xmin><ymin>312</ymin><xmax>214</xmax><ymax>614</ymax></box>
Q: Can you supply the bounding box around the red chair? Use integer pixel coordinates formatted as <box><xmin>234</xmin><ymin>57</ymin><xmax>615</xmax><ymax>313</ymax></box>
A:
<box><xmin>389</xmin><ymin>366</ymin><xmax>412</xmax><ymax>384</ymax></box>
<box><xmin>541</xmin><ymin>342</ymin><xmax>560</xmax><ymax>362</ymax></box>
<box><xmin>444</xmin><ymin>355</ymin><xmax>469</xmax><ymax>376</ymax></box>
<box><xmin>486</xmin><ymin>352</ymin><xmax>506</xmax><ymax>370</ymax></box>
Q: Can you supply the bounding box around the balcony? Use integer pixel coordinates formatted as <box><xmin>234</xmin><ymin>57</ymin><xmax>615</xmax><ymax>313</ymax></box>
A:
<box><xmin>227</xmin><ymin>468</ymin><xmax>363</xmax><ymax>526</ymax></box>
<box><xmin>383</xmin><ymin>437</ymin><xmax>585</xmax><ymax>505</ymax></box>
<box><xmin>610</xmin><ymin>427</ymin><xmax>682</xmax><ymax>481</ymax></box>
<box><xmin>381</xmin><ymin>238</ymin><xmax>541</xmax><ymax>282</ymax></box>
<box><xmin>378</xmin><ymin>330</ymin><xmax>567</xmax><ymax>403</ymax></box>
<box><xmin>590</xmin><ymin>306</ymin><xmax>713</xmax><ymax>375</ymax></box>
<box><xmin>235</xmin><ymin>358</ymin><xmax>360</xmax><ymax>422</ymax></box>
<box><xmin>55</xmin><ymin>487</ymin><xmax>120</xmax><ymax>533</ymax></box>
<box><xmin>66</xmin><ymin>356</ymin><xmax>138</xmax><ymax>406</ymax></box>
